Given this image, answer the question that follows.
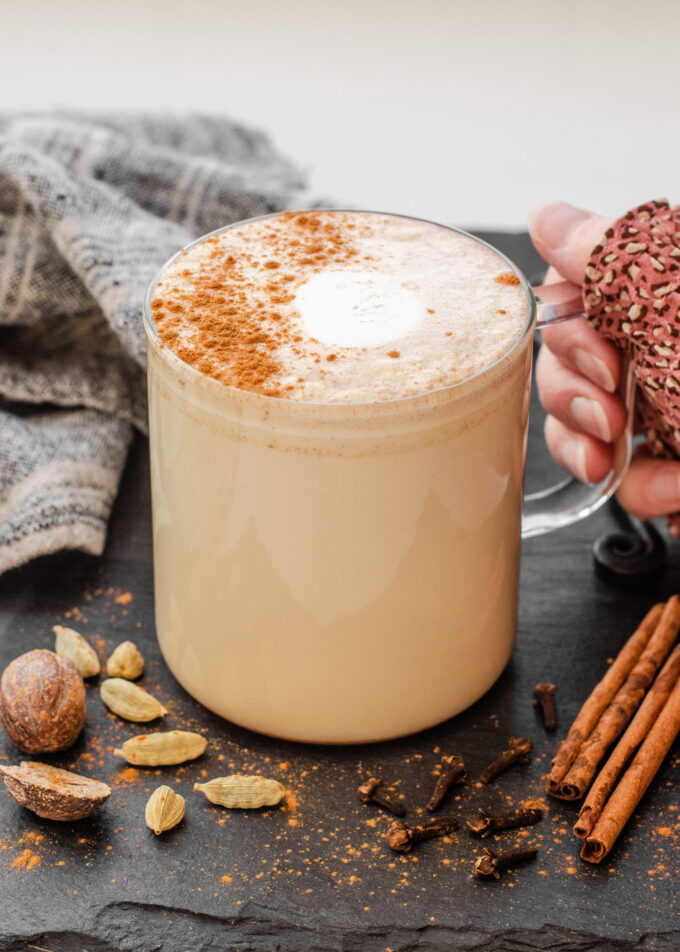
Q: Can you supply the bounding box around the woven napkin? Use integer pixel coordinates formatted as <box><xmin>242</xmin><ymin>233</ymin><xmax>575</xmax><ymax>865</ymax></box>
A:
<box><xmin>0</xmin><ymin>112</ymin><xmax>304</xmax><ymax>574</ymax></box>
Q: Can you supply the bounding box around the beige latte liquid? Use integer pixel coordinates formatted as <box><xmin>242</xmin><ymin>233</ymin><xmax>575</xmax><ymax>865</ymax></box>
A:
<box><xmin>146</xmin><ymin>211</ymin><xmax>532</xmax><ymax>743</ymax></box>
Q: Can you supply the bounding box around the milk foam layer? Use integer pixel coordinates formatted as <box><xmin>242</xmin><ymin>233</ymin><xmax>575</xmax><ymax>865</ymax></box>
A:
<box><xmin>150</xmin><ymin>211</ymin><xmax>528</xmax><ymax>403</ymax></box>
<box><xmin>296</xmin><ymin>270</ymin><xmax>425</xmax><ymax>347</ymax></box>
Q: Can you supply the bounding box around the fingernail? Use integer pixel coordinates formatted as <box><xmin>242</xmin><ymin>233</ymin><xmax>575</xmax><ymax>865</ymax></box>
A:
<box><xmin>529</xmin><ymin>202</ymin><xmax>589</xmax><ymax>252</ymax></box>
<box><xmin>651</xmin><ymin>470</ymin><xmax>680</xmax><ymax>504</ymax></box>
<box><xmin>561</xmin><ymin>439</ymin><xmax>591</xmax><ymax>484</ymax></box>
<box><xmin>570</xmin><ymin>396</ymin><xmax>612</xmax><ymax>442</ymax></box>
<box><xmin>572</xmin><ymin>347</ymin><xmax>617</xmax><ymax>393</ymax></box>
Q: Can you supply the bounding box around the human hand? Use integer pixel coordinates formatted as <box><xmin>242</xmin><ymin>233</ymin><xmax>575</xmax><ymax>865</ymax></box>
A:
<box><xmin>529</xmin><ymin>201</ymin><xmax>680</xmax><ymax>522</ymax></box>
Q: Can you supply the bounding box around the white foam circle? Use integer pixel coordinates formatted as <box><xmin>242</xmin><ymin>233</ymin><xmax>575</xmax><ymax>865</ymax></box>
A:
<box><xmin>294</xmin><ymin>269</ymin><xmax>425</xmax><ymax>348</ymax></box>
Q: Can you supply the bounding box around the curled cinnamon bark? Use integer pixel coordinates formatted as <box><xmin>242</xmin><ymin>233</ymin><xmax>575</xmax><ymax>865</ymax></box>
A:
<box><xmin>555</xmin><ymin>597</ymin><xmax>680</xmax><ymax>800</ymax></box>
<box><xmin>575</xmin><ymin>643</ymin><xmax>680</xmax><ymax>839</ymax></box>
<box><xmin>546</xmin><ymin>602</ymin><xmax>664</xmax><ymax>796</ymax></box>
<box><xmin>581</xmin><ymin>674</ymin><xmax>680</xmax><ymax>863</ymax></box>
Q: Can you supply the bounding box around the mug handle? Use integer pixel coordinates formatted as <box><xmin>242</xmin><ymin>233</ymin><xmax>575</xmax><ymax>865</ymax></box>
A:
<box><xmin>522</xmin><ymin>280</ymin><xmax>635</xmax><ymax>538</ymax></box>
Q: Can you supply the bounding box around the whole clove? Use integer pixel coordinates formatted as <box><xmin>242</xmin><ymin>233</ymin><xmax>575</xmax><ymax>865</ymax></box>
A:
<box><xmin>385</xmin><ymin>816</ymin><xmax>460</xmax><ymax>852</ymax></box>
<box><xmin>479</xmin><ymin>737</ymin><xmax>533</xmax><ymax>784</ymax></box>
<box><xmin>426</xmin><ymin>754</ymin><xmax>466</xmax><ymax>812</ymax></box>
<box><xmin>466</xmin><ymin>806</ymin><xmax>543</xmax><ymax>837</ymax></box>
<box><xmin>357</xmin><ymin>777</ymin><xmax>406</xmax><ymax>816</ymax></box>
<box><xmin>533</xmin><ymin>683</ymin><xmax>557</xmax><ymax>732</ymax></box>
<box><xmin>474</xmin><ymin>845</ymin><xmax>538</xmax><ymax>879</ymax></box>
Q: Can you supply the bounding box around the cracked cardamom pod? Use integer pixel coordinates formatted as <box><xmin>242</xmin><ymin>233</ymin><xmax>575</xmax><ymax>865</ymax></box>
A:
<box><xmin>145</xmin><ymin>784</ymin><xmax>185</xmax><ymax>835</ymax></box>
<box><xmin>107</xmin><ymin>641</ymin><xmax>144</xmax><ymax>680</ymax></box>
<box><xmin>114</xmin><ymin>730</ymin><xmax>207</xmax><ymax>766</ymax></box>
<box><xmin>194</xmin><ymin>775</ymin><xmax>285</xmax><ymax>809</ymax></box>
<box><xmin>0</xmin><ymin>761</ymin><xmax>111</xmax><ymax>820</ymax></box>
<box><xmin>53</xmin><ymin>625</ymin><xmax>101</xmax><ymax>678</ymax></box>
<box><xmin>100</xmin><ymin>678</ymin><xmax>167</xmax><ymax>722</ymax></box>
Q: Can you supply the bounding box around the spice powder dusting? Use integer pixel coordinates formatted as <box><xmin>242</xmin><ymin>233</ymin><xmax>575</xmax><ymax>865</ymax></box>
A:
<box><xmin>151</xmin><ymin>212</ymin><xmax>359</xmax><ymax>399</ymax></box>
<box><xmin>149</xmin><ymin>211</ymin><xmax>527</xmax><ymax>404</ymax></box>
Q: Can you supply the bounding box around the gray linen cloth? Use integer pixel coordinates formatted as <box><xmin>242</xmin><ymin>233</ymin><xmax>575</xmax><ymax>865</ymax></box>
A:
<box><xmin>0</xmin><ymin>113</ymin><xmax>304</xmax><ymax>575</ymax></box>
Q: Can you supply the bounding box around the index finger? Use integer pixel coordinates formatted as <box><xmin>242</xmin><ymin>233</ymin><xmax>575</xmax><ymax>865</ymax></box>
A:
<box><xmin>540</xmin><ymin>317</ymin><xmax>622</xmax><ymax>394</ymax></box>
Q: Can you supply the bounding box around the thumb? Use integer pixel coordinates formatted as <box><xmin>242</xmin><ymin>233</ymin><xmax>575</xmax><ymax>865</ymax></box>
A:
<box><xmin>616</xmin><ymin>454</ymin><xmax>680</xmax><ymax>522</ymax></box>
<box><xmin>528</xmin><ymin>202</ymin><xmax>613</xmax><ymax>286</ymax></box>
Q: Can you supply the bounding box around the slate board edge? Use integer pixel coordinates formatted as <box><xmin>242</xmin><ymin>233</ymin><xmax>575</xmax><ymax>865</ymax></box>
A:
<box><xmin>2</xmin><ymin>909</ymin><xmax>680</xmax><ymax>952</ymax></box>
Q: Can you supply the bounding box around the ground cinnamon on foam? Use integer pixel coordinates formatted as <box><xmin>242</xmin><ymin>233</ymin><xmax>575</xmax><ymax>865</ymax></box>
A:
<box><xmin>151</xmin><ymin>212</ymin><xmax>360</xmax><ymax>398</ymax></box>
<box><xmin>495</xmin><ymin>272</ymin><xmax>520</xmax><ymax>286</ymax></box>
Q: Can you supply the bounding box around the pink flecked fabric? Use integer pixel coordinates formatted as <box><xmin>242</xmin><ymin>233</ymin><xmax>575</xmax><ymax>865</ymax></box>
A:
<box><xmin>584</xmin><ymin>198</ymin><xmax>680</xmax><ymax>535</ymax></box>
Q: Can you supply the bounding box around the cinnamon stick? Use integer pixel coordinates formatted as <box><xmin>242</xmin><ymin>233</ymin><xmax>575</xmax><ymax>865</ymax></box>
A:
<box><xmin>581</xmin><ymin>673</ymin><xmax>680</xmax><ymax>863</ymax></box>
<box><xmin>574</xmin><ymin>643</ymin><xmax>680</xmax><ymax>838</ymax></box>
<box><xmin>545</xmin><ymin>602</ymin><xmax>664</xmax><ymax>796</ymax></box>
<box><xmin>554</xmin><ymin>597</ymin><xmax>680</xmax><ymax>800</ymax></box>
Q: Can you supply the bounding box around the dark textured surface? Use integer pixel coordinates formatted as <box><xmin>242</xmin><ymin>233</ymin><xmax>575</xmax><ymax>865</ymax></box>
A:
<box><xmin>0</xmin><ymin>233</ymin><xmax>678</xmax><ymax>952</ymax></box>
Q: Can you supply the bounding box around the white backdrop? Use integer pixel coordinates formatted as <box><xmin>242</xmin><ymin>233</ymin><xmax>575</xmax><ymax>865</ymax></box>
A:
<box><xmin>2</xmin><ymin>0</ymin><xmax>679</xmax><ymax>228</ymax></box>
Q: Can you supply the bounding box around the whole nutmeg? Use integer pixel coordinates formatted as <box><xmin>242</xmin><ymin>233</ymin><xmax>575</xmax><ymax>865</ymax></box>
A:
<box><xmin>0</xmin><ymin>649</ymin><xmax>86</xmax><ymax>754</ymax></box>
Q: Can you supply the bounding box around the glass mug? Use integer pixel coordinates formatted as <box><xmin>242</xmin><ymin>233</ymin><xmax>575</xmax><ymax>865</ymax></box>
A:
<box><xmin>143</xmin><ymin>211</ymin><xmax>633</xmax><ymax>744</ymax></box>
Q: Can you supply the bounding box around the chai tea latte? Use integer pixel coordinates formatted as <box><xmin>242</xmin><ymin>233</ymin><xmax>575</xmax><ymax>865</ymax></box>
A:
<box><xmin>145</xmin><ymin>211</ymin><xmax>533</xmax><ymax>743</ymax></box>
<box><xmin>149</xmin><ymin>211</ymin><xmax>527</xmax><ymax>401</ymax></box>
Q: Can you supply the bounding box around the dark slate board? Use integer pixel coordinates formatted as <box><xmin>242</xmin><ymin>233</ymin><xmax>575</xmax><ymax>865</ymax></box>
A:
<box><xmin>0</xmin><ymin>233</ymin><xmax>678</xmax><ymax>952</ymax></box>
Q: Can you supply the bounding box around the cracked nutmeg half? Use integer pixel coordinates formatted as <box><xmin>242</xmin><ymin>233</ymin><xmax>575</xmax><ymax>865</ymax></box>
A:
<box><xmin>0</xmin><ymin>762</ymin><xmax>111</xmax><ymax>821</ymax></box>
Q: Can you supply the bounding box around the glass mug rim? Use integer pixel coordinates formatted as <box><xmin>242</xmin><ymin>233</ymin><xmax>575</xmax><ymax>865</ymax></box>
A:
<box><xmin>143</xmin><ymin>208</ymin><xmax>537</xmax><ymax>414</ymax></box>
